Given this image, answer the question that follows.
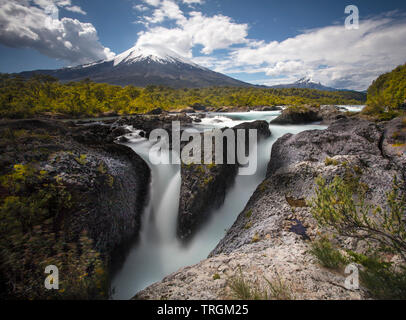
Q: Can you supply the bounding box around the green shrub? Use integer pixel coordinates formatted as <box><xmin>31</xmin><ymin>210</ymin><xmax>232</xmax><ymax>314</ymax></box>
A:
<box><xmin>325</xmin><ymin>157</ymin><xmax>339</xmax><ymax>166</ymax></box>
<box><xmin>75</xmin><ymin>154</ymin><xmax>88</xmax><ymax>165</ymax></box>
<box><xmin>349</xmin><ymin>252</ymin><xmax>406</xmax><ymax>300</ymax></box>
<box><xmin>251</xmin><ymin>233</ymin><xmax>261</xmax><ymax>243</ymax></box>
<box><xmin>229</xmin><ymin>272</ymin><xmax>256</xmax><ymax>300</ymax></box>
<box><xmin>244</xmin><ymin>221</ymin><xmax>253</xmax><ymax>229</ymax></box>
<box><xmin>228</xmin><ymin>270</ymin><xmax>292</xmax><ymax>300</ymax></box>
<box><xmin>310</xmin><ymin>176</ymin><xmax>406</xmax><ymax>260</ymax></box>
<box><xmin>264</xmin><ymin>276</ymin><xmax>293</xmax><ymax>300</ymax></box>
<box><xmin>309</xmin><ymin>174</ymin><xmax>406</xmax><ymax>299</ymax></box>
<box><xmin>0</xmin><ymin>164</ymin><xmax>107</xmax><ymax>299</ymax></box>
<box><xmin>309</xmin><ymin>238</ymin><xmax>347</xmax><ymax>269</ymax></box>
<box><xmin>213</xmin><ymin>274</ymin><xmax>221</xmax><ymax>280</ymax></box>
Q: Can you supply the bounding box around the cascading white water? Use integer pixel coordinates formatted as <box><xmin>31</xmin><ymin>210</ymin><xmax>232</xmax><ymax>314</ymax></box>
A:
<box><xmin>110</xmin><ymin>137</ymin><xmax>181</xmax><ymax>299</ymax></box>
<box><xmin>110</xmin><ymin>109</ymin><xmax>345</xmax><ymax>300</ymax></box>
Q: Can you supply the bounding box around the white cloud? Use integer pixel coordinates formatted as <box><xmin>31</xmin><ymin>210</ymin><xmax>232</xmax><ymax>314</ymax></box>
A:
<box><xmin>181</xmin><ymin>11</ymin><xmax>248</xmax><ymax>54</ymax></box>
<box><xmin>65</xmin><ymin>5</ymin><xmax>86</xmax><ymax>15</ymax></box>
<box><xmin>142</xmin><ymin>0</ymin><xmax>161</xmax><ymax>7</ymax></box>
<box><xmin>134</xmin><ymin>1</ymin><xmax>406</xmax><ymax>90</ymax></box>
<box><xmin>182</xmin><ymin>0</ymin><xmax>203</xmax><ymax>6</ymax></box>
<box><xmin>135</xmin><ymin>1</ymin><xmax>248</xmax><ymax>57</ymax></box>
<box><xmin>32</xmin><ymin>0</ymin><xmax>86</xmax><ymax>16</ymax></box>
<box><xmin>133</xmin><ymin>4</ymin><xmax>149</xmax><ymax>12</ymax></box>
<box><xmin>0</xmin><ymin>0</ymin><xmax>113</xmax><ymax>65</ymax></box>
<box><xmin>145</xmin><ymin>0</ymin><xmax>186</xmax><ymax>24</ymax></box>
<box><xmin>230</xmin><ymin>16</ymin><xmax>406</xmax><ymax>90</ymax></box>
<box><xmin>136</xmin><ymin>27</ymin><xmax>193</xmax><ymax>57</ymax></box>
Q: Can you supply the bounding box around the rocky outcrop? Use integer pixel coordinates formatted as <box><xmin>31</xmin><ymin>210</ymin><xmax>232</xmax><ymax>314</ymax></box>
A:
<box><xmin>136</xmin><ymin>117</ymin><xmax>405</xmax><ymax>300</ymax></box>
<box><xmin>0</xmin><ymin>119</ymin><xmax>151</xmax><ymax>298</ymax></box>
<box><xmin>191</xmin><ymin>103</ymin><xmax>207</xmax><ymax>112</ymax></box>
<box><xmin>3</xmin><ymin>120</ymin><xmax>151</xmax><ymax>254</ymax></box>
<box><xmin>177</xmin><ymin>162</ymin><xmax>239</xmax><ymax>241</ymax></box>
<box><xmin>270</xmin><ymin>105</ymin><xmax>322</xmax><ymax>124</ymax></box>
<box><xmin>318</xmin><ymin>105</ymin><xmax>347</xmax><ymax>124</ymax></box>
<box><xmin>177</xmin><ymin>120</ymin><xmax>271</xmax><ymax>241</ymax></box>
<box><xmin>217</xmin><ymin>118</ymin><xmax>400</xmax><ymax>257</ymax></box>
<box><xmin>381</xmin><ymin>117</ymin><xmax>406</xmax><ymax>176</ymax></box>
<box><xmin>115</xmin><ymin>113</ymin><xmax>193</xmax><ymax>139</ymax></box>
<box><xmin>147</xmin><ymin>107</ymin><xmax>165</xmax><ymax>115</ymax></box>
<box><xmin>260</xmin><ymin>106</ymin><xmax>283</xmax><ymax>111</ymax></box>
<box><xmin>267</xmin><ymin>118</ymin><xmax>386</xmax><ymax>176</ymax></box>
<box><xmin>270</xmin><ymin>105</ymin><xmax>348</xmax><ymax>125</ymax></box>
<box><xmin>234</xmin><ymin>120</ymin><xmax>272</xmax><ymax>140</ymax></box>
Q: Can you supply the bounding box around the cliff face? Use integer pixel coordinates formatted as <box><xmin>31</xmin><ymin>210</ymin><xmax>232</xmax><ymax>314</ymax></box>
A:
<box><xmin>0</xmin><ymin>120</ymin><xmax>150</xmax><ymax>299</ymax></box>
<box><xmin>177</xmin><ymin>120</ymin><xmax>272</xmax><ymax>241</ymax></box>
<box><xmin>135</xmin><ymin>117</ymin><xmax>405</xmax><ymax>300</ymax></box>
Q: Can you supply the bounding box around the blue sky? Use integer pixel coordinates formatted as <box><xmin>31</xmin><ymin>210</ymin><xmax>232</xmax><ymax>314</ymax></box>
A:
<box><xmin>1</xmin><ymin>0</ymin><xmax>406</xmax><ymax>90</ymax></box>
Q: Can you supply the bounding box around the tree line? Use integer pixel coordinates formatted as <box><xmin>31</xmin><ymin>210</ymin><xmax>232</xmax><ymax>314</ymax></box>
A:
<box><xmin>0</xmin><ymin>73</ymin><xmax>366</xmax><ymax>119</ymax></box>
<box><xmin>366</xmin><ymin>63</ymin><xmax>406</xmax><ymax>111</ymax></box>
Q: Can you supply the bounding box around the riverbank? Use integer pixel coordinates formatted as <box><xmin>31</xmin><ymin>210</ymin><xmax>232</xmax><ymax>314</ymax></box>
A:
<box><xmin>1</xmin><ymin>108</ymin><xmax>404</xmax><ymax>300</ymax></box>
<box><xmin>135</xmin><ymin>116</ymin><xmax>406</xmax><ymax>300</ymax></box>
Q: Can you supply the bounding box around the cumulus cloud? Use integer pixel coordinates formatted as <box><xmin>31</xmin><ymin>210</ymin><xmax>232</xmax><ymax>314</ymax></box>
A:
<box><xmin>181</xmin><ymin>12</ymin><xmax>248</xmax><ymax>54</ymax></box>
<box><xmin>133</xmin><ymin>4</ymin><xmax>149</xmax><ymax>12</ymax></box>
<box><xmin>136</xmin><ymin>27</ymin><xmax>193</xmax><ymax>57</ymax></box>
<box><xmin>145</xmin><ymin>0</ymin><xmax>186</xmax><ymax>24</ymax></box>
<box><xmin>0</xmin><ymin>0</ymin><xmax>114</xmax><ymax>65</ymax></box>
<box><xmin>64</xmin><ymin>5</ymin><xmax>86</xmax><ymax>15</ymax></box>
<box><xmin>230</xmin><ymin>15</ymin><xmax>406</xmax><ymax>90</ymax></box>
<box><xmin>32</xmin><ymin>0</ymin><xmax>86</xmax><ymax>16</ymax></box>
<box><xmin>142</xmin><ymin>0</ymin><xmax>161</xmax><ymax>7</ymax></box>
<box><xmin>134</xmin><ymin>0</ymin><xmax>406</xmax><ymax>90</ymax></box>
<box><xmin>134</xmin><ymin>0</ymin><xmax>248</xmax><ymax>57</ymax></box>
<box><xmin>182</xmin><ymin>0</ymin><xmax>203</xmax><ymax>6</ymax></box>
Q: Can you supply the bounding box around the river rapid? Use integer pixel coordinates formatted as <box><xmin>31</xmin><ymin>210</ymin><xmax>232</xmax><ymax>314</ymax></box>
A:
<box><xmin>111</xmin><ymin>109</ymin><xmax>336</xmax><ymax>299</ymax></box>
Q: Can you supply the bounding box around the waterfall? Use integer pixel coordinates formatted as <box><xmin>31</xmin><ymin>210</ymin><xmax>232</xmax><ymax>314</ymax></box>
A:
<box><xmin>110</xmin><ymin>110</ymin><xmax>331</xmax><ymax>300</ymax></box>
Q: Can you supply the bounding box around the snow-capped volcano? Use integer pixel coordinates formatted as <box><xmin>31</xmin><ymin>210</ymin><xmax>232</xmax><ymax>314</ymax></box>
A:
<box><xmin>294</xmin><ymin>77</ymin><xmax>319</xmax><ymax>85</ymax></box>
<box><xmin>19</xmin><ymin>45</ymin><xmax>249</xmax><ymax>88</ymax></box>
<box><xmin>270</xmin><ymin>76</ymin><xmax>338</xmax><ymax>91</ymax></box>
<box><xmin>110</xmin><ymin>45</ymin><xmax>203</xmax><ymax>68</ymax></box>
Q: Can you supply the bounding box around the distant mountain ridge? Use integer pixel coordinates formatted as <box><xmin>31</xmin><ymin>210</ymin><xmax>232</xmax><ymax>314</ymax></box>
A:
<box><xmin>18</xmin><ymin>44</ymin><xmax>251</xmax><ymax>88</ymax></box>
<box><xmin>269</xmin><ymin>77</ymin><xmax>340</xmax><ymax>91</ymax></box>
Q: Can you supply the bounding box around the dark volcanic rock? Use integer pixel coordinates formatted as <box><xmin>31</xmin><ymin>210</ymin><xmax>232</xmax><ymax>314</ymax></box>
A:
<box><xmin>191</xmin><ymin>103</ymin><xmax>207</xmax><ymax>112</ymax></box>
<box><xmin>270</xmin><ymin>105</ymin><xmax>322</xmax><ymax>124</ymax></box>
<box><xmin>0</xmin><ymin>119</ymin><xmax>151</xmax><ymax>276</ymax></box>
<box><xmin>148</xmin><ymin>107</ymin><xmax>164</xmax><ymax>115</ymax></box>
<box><xmin>318</xmin><ymin>105</ymin><xmax>347</xmax><ymax>125</ymax></box>
<box><xmin>234</xmin><ymin>120</ymin><xmax>272</xmax><ymax>139</ymax></box>
<box><xmin>180</xmin><ymin>108</ymin><xmax>195</xmax><ymax>114</ymax></box>
<box><xmin>177</xmin><ymin>162</ymin><xmax>239</xmax><ymax>241</ymax></box>
<box><xmin>267</xmin><ymin>118</ymin><xmax>385</xmax><ymax>176</ymax></box>
<box><xmin>177</xmin><ymin>121</ymin><xmax>272</xmax><ymax>241</ymax></box>
<box><xmin>261</xmin><ymin>106</ymin><xmax>282</xmax><ymax>111</ymax></box>
<box><xmin>212</xmin><ymin>117</ymin><xmax>404</xmax><ymax>258</ymax></box>
<box><xmin>114</xmin><ymin>114</ymin><xmax>193</xmax><ymax>140</ymax></box>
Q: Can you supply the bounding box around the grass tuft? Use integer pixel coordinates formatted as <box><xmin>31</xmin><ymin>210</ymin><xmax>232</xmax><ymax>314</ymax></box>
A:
<box><xmin>309</xmin><ymin>238</ymin><xmax>347</xmax><ymax>269</ymax></box>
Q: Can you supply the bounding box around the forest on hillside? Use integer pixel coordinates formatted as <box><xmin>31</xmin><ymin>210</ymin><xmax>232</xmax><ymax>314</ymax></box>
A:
<box><xmin>367</xmin><ymin>63</ymin><xmax>406</xmax><ymax>110</ymax></box>
<box><xmin>0</xmin><ymin>74</ymin><xmax>365</xmax><ymax>119</ymax></box>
